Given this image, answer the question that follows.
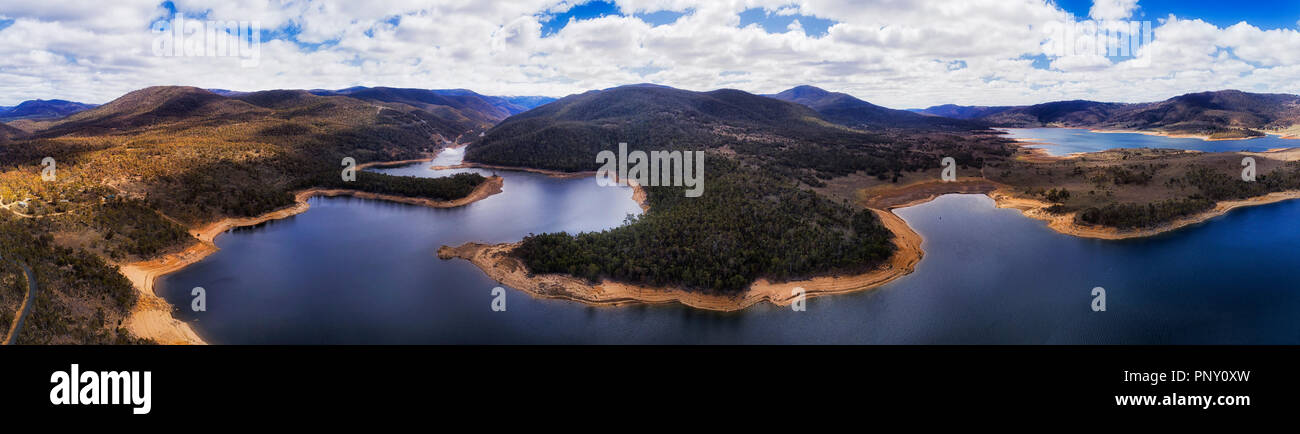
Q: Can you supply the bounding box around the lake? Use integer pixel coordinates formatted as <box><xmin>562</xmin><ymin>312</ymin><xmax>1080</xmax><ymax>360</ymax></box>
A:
<box><xmin>1001</xmin><ymin>127</ymin><xmax>1298</xmax><ymax>156</ymax></box>
<box><xmin>158</xmin><ymin>142</ymin><xmax>1300</xmax><ymax>344</ymax></box>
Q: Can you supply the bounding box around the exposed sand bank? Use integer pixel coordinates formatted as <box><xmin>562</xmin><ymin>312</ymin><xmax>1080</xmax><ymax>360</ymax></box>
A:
<box><xmin>119</xmin><ymin>175</ymin><xmax>504</xmax><ymax>345</ymax></box>
<box><xmin>437</xmin><ymin>207</ymin><xmax>922</xmax><ymax>311</ymax></box>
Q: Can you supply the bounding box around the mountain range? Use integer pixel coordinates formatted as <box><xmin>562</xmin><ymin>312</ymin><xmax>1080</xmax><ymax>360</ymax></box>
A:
<box><xmin>768</xmin><ymin>85</ymin><xmax>980</xmax><ymax>130</ymax></box>
<box><xmin>0</xmin><ymin>99</ymin><xmax>98</xmax><ymax>122</ymax></box>
<box><xmin>912</xmin><ymin>90</ymin><xmax>1300</xmax><ymax>138</ymax></box>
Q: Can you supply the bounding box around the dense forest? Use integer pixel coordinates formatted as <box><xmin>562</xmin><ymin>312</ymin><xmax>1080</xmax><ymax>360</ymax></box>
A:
<box><xmin>513</xmin><ymin>157</ymin><xmax>896</xmax><ymax>293</ymax></box>
<box><xmin>301</xmin><ymin>171</ymin><xmax>487</xmax><ymax>201</ymax></box>
<box><xmin>1075</xmin><ymin>162</ymin><xmax>1300</xmax><ymax>228</ymax></box>
<box><xmin>0</xmin><ymin>216</ymin><xmax>148</xmax><ymax>344</ymax></box>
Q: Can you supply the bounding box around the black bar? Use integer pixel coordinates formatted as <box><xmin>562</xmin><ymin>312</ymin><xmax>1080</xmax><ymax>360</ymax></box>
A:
<box><xmin>0</xmin><ymin>346</ymin><xmax>1291</xmax><ymax>420</ymax></box>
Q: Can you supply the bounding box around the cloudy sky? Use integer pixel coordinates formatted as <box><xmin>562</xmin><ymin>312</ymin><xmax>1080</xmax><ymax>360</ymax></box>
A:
<box><xmin>2</xmin><ymin>0</ymin><xmax>1299</xmax><ymax>108</ymax></box>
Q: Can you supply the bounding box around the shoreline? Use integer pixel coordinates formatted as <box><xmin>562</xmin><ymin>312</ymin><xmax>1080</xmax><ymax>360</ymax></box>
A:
<box><xmin>438</xmin><ymin>175</ymin><xmax>1300</xmax><ymax>313</ymax></box>
<box><xmin>1001</xmin><ymin>126</ymin><xmax>1298</xmax><ymax>144</ymax></box>
<box><xmin>988</xmin><ymin>188</ymin><xmax>1300</xmax><ymax>240</ymax></box>
<box><xmin>118</xmin><ymin>174</ymin><xmax>505</xmax><ymax>345</ymax></box>
<box><xmin>1087</xmin><ymin>128</ymin><xmax>1270</xmax><ymax>142</ymax></box>
<box><xmin>356</xmin><ymin>156</ymin><xmax>436</xmax><ymax>170</ymax></box>
<box><xmin>856</xmin><ymin>177</ymin><xmax>1300</xmax><ymax>240</ymax></box>
<box><xmin>431</xmin><ymin>161</ymin><xmax>596</xmax><ymax>179</ymax></box>
<box><xmin>437</xmin><ymin>207</ymin><xmax>922</xmax><ymax>311</ymax></box>
<box><xmin>432</xmin><ymin>161</ymin><xmax>649</xmax><ymax>212</ymax></box>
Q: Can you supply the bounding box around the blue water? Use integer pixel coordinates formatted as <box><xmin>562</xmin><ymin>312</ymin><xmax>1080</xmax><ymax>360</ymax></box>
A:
<box><xmin>158</xmin><ymin>147</ymin><xmax>1300</xmax><ymax>344</ymax></box>
<box><xmin>1001</xmin><ymin>128</ymin><xmax>1298</xmax><ymax>156</ymax></box>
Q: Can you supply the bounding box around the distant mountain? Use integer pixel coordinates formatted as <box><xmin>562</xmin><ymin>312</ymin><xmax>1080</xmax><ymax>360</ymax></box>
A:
<box><xmin>466</xmin><ymin>84</ymin><xmax>974</xmax><ymax>179</ymax></box>
<box><xmin>1105</xmin><ymin>90</ymin><xmax>1300</xmax><ymax>134</ymax></box>
<box><xmin>205</xmin><ymin>88</ymin><xmax>250</xmax><ymax>97</ymax></box>
<box><xmin>498</xmin><ymin>95</ymin><xmax>557</xmax><ymax>111</ymax></box>
<box><xmin>429</xmin><ymin>89</ymin><xmax>537</xmax><ymax>116</ymax></box>
<box><xmin>910</xmin><ymin>104</ymin><xmax>1016</xmax><ymax>120</ymax></box>
<box><xmin>34</xmin><ymin>87</ymin><xmax>268</xmax><ymax>137</ymax></box>
<box><xmin>769</xmin><ymin>85</ymin><xmax>980</xmax><ymax>130</ymax></box>
<box><xmin>472</xmin><ymin>84</ymin><xmax>845</xmax><ymax>171</ymax></box>
<box><xmin>312</xmin><ymin>86</ymin><xmax>511</xmax><ymax>127</ymax></box>
<box><xmin>914</xmin><ymin>90</ymin><xmax>1300</xmax><ymax>137</ymax></box>
<box><xmin>977</xmin><ymin>100</ymin><xmax>1130</xmax><ymax>128</ymax></box>
<box><xmin>0</xmin><ymin>99</ymin><xmax>98</xmax><ymax>122</ymax></box>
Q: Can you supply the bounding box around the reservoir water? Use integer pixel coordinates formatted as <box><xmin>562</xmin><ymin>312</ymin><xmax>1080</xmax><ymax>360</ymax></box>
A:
<box><xmin>1001</xmin><ymin>127</ymin><xmax>1297</xmax><ymax>156</ymax></box>
<box><xmin>159</xmin><ymin>139</ymin><xmax>1300</xmax><ymax>344</ymax></box>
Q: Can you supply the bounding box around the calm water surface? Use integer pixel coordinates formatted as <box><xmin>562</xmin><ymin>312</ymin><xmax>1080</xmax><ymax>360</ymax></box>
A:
<box><xmin>1001</xmin><ymin>127</ymin><xmax>1298</xmax><ymax>156</ymax></box>
<box><xmin>159</xmin><ymin>144</ymin><xmax>1300</xmax><ymax>344</ymax></box>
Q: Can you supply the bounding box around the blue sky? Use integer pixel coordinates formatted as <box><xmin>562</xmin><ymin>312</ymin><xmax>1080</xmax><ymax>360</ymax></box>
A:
<box><xmin>1054</xmin><ymin>0</ymin><xmax>1300</xmax><ymax>29</ymax></box>
<box><xmin>541</xmin><ymin>1</ymin><xmax>837</xmax><ymax>37</ymax></box>
<box><xmin>538</xmin><ymin>0</ymin><xmax>1300</xmax><ymax>36</ymax></box>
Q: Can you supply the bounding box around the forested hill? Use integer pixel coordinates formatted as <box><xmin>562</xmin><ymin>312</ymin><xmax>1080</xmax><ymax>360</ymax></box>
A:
<box><xmin>0</xmin><ymin>123</ymin><xmax>26</xmax><ymax>143</ymax></box>
<box><xmin>468</xmin><ymin>84</ymin><xmax>1012</xmax><ymax>293</ymax></box>
<box><xmin>769</xmin><ymin>85</ymin><xmax>981</xmax><ymax>131</ymax></box>
<box><xmin>468</xmin><ymin>84</ymin><xmax>1008</xmax><ymax>184</ymax></box>
<box><xmin>310</xmin><ymin>86</ymin><xmax>512</xmax><ymax>129</ymax></box>
<box><xmin>1104</xmin><ymin>90</ymin><xmax>1300</xmax><ymax>136</ymax></box>
<box><xmin>2</xmin><ymin>85</ymin><xmax>496</xmax><ymax>228</ymax></box>
<box><xmin>913</xmin><ymin>90</ymin><xmax>1300</xmax><ymax>137</ymax></box>
<box><xmin>974</xmin><ymin>100</ymin><xmax>1128</xmax><ymax>128</ymax></box>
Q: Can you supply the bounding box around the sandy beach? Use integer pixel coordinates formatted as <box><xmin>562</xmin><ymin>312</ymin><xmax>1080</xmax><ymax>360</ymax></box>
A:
<box><xmin>119</xmin><ymin>174</ymin><xmax>504</xmax><ymax>345</ymax></box>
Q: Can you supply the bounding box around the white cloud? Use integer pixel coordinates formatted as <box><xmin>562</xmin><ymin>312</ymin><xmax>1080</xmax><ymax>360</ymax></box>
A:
<box><xmin>1089</xmin><ymin>0</ymin><xmax>1139</xmax><ymax>21</ymax></box>
<box><xmin>0</xmin><ymin>0</ymin><xmax>1299</xmax><ymax>108</ymax></box>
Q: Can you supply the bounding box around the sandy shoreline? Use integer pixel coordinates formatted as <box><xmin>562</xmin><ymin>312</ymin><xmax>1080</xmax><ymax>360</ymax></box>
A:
<box><xmin>437</xmin><ymin>208</ymin><xmax>922</xmax><ymax>311</ymax></box>
<box><xmin>1087</xmin><ymin>128</ymin><xmax>1270</xmax><ymax>142</ymax></box>
<box><xmin>856</xmin><ymin>174</ymin><xmax>1300</xmax><ymax>240</ymax></box>
<box><xmin>989</xmin><ymin>189</ymin><xmax>1300</xmax><ymax>240</ymax></box>
<box><xmin>119</xmin><ymin>175</ymin><xmax>504</xmax><ymax>345</ymax></box>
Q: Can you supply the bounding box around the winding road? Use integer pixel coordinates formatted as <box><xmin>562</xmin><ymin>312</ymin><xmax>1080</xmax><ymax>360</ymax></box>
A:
<box><xmin>1</xmin><ymin>252</ymin><xmax>36</xmax><ymax>345</ymax></box>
